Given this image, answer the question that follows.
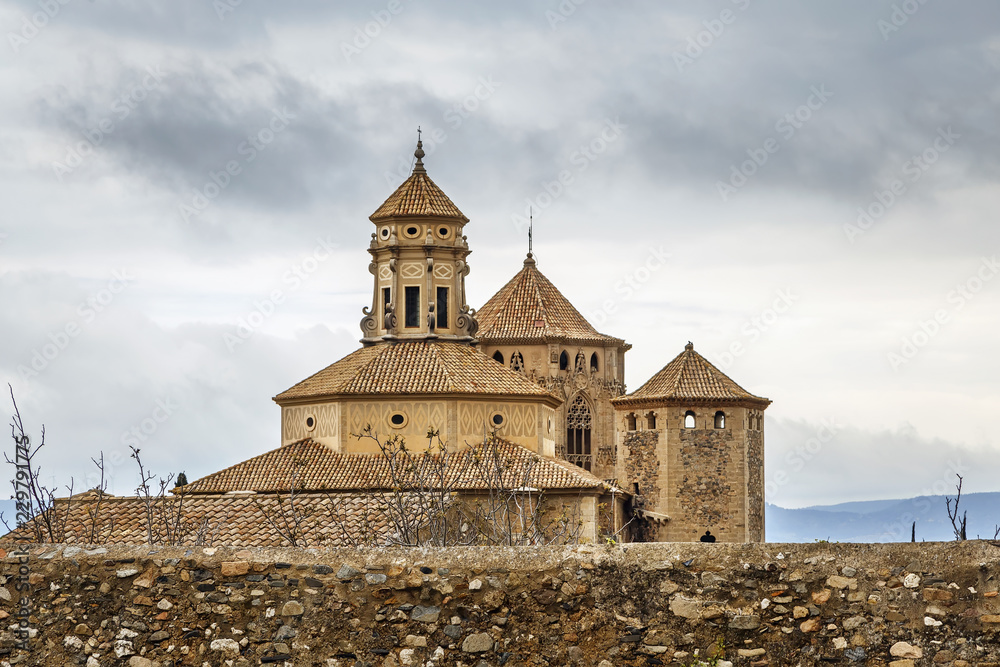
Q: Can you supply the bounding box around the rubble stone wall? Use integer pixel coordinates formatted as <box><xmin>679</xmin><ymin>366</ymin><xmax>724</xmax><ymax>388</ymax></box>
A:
<box><xmin>1</xmin><ymin>541</ymin><xmax>999</xmax><ymax>667</ymax></box>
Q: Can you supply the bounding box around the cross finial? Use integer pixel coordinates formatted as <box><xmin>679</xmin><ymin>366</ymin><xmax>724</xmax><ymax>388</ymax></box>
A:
<box><xmin>528</xmin><ymin>207</ymin><xmax>533</xmax><ymax>256</ymax></box>
<box><xmin>413</xmin><ymin>126</ymin><xmax>426</xmax><ymax>173</ymax></box>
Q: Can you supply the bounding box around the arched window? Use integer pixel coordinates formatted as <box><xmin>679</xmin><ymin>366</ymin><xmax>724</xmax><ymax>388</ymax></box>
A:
<box><xmin>646</xmin><ymin>412</ymin><xmax>656</xmax><ymax>430</ymax></box>
<box><xmin>566</xmin><ymin>396</ymin><xmax>592</xmax><ymax>471</ymax></box>
<box><xmin>684</xmin><ymin>411</ymin><xmax>696</xmax><ymax>429</ymax></box>
<box><xmin>626</xmin><ymin>413</ymin><xmax>637</xmax><ymax>430</ymax></box>
<box><xmin>714</xmin><ymin>411</ymin><xmax>726</xmax><ymax>429</ymax></box>
<box><xmin>590</xmin><ymin>352</ymin><xmax>599</xmax><ymax>372</ymax></box>
<box><xmin>559</xmin><ymin>351</ymin><xmax>569</xmax><ymax>370</ymax></box>
<box><xmin>510</xmin><ymin>351</ymin><xmax>524</xmax><ymax>373</ymax></box>
<box><xmin>492</xmin><ymin>350</ymin><xmax>505</xmax><ymax>365</ymax></box>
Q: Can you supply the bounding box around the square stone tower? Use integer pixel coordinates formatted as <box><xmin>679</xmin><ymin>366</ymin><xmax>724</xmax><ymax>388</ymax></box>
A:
<box><xmin>611</xmin><ymin>343</ymin><xmax>770</xmax><ymax>543</ymax></box>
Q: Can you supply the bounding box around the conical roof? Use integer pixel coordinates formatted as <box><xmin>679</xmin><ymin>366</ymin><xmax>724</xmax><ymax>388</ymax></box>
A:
<box><xmin>370</xmin><ymin>141</ymin><xmax>468</xmax><ymax>221</ymax></box>
<box><xmin>613</xmin><ymin>342</ymin><xmax>770</xmax><ymax>408</ymax></box>
<box><xmin>476</xmin><ymin>255</ymin><xmax>627</xmax><ymax>346</ymax></box>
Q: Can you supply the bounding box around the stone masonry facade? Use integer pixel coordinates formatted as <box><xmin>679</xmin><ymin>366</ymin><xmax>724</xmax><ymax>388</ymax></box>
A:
<box><xmin>1</xmin><ymin>542</ymin><xmax>999</xmax><ymax>666</ymax></box>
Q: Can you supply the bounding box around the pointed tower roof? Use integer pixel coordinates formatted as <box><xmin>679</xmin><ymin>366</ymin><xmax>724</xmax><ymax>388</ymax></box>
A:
<box><xmin>613</xmin><ymin>342</ymin><xmax>771</xmax><ymax>408</ymax></box>
<box><xmin>370</xmin><ymin>139</ymin><xmax>469</xmax><ymax>222</ymax></box>
<box><xmin>476</xmin><ymin>254</ymin><xmax>628</xmax><ymax>347</ymax></box>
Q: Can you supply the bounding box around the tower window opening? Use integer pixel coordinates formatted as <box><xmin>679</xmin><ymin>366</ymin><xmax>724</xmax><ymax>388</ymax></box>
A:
<box><xmin>492</xmin><ymin>350</ymin><xmax>505</xmax><ymax>365</ymax></box>
<box><xmin>626</xmin><ymin>413</ymin><xmax>637</xmax><ymax>431</ymax></box>
<box><xmin>405</xmin><ymin>225</ymin><xmax>419</xmax><ymax>237</ymax></box>
<box><xmin>559</xmin><ymin>351</ymin><xmax>569</xmax><ymax>370</ymax></box>
<box><xmin>436</xmin><ymin>286</ymin><xmax>449</xmax><ymax>329</ymax></box>
<box><xmin>590</xmin><ymin>352</ymin><xmax>599</xmax><ymax>372</ymax></box>
<box><xmin>646</xmin><ymin>412</ymin><xmax>656</xmax><ymax>430</ymax></box>
<box><xmin>714</xmin><ymin>411</ymin><xmax>726</xmax><ymax>429</ymax></box>
<box><xmin>684</xmin><ymin>411</ymin><xmax>696</xmax><ymax>429</ymax></box>
<box><xmin>382</xmin><ymin>287</ymin><xmax>391</xmax><ymax>328</ymax></box>
<box><xmin>404</xmin><ymin>286</ymin><xmax>420</xmax><ymax>328</ymax></box>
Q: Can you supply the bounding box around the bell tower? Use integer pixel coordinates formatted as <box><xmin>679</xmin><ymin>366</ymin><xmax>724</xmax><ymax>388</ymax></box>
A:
<box><xmin>360</xmin><ymin>137</ymin><xmax>479</xmax><ymax>344</ymax></box>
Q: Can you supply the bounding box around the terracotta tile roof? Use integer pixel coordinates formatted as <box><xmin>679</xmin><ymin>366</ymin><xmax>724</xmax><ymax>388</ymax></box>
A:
<box><xmin>181</xmin><ymin>438</ymin><xmax>609</xmax><ymax>494</ymax></box>
<box><xmin>274</xmin><ymin>341</ymin><xmax>559</xmax><ymax>403</ymax></box>
<box><xmin>0</xmin><ymin>493</ymin><xmax>409</xmax><ymax>548</ymax></box>
<box><xmin>370</xmin><ymin>168</ymin><xmax>468</xmax><ymax>222</ymax></box>
<box><xmin>613</xmin><ymin>342</ymin><xmax>771</xmax><ymax>408</ymax></box>
<box><xmin>476</xmin><ymin>255</ymin><xmax>627</xmax><ymax>346</ymax></box>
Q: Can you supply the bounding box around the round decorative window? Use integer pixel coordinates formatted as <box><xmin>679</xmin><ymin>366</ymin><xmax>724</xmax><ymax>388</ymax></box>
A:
<box><xmin>490</xmin><ymin>412</ymin><xmax>505</xmax><ymax>428</ymax></box>
<box><xmin>379</xmin><ymin>226</ymin><xmax>391</xmax><ymax>240</ymax></box>
<box><xmin>389</xmin><ymin>413</ymin><xmax>407</xmax><ymax>428</ymax></box>
<box><xmin>403</xmin><ymin>225</ymin><xmax>420</xmax><ymax>238</ymax></box>
<box><xmin>305</xmin><ymin>415</ymin><xmax>316</xmax><ymax>431</ymax></box>
<box><xmin>437</xmin><ymin>226</ymin><xmax>450</xmax><ymax>238</ymax></box>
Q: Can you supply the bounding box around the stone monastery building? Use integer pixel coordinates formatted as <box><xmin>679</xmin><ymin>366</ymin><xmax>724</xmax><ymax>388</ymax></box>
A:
<box><xmin>266</xmin><ymin>139</ymin><xmax>770</xmax><ymax>544</ymax></box>
<box><xmin>11</xmin><ymin>141</ymin><xmax>771</xmax><ymax>547</ymax></box>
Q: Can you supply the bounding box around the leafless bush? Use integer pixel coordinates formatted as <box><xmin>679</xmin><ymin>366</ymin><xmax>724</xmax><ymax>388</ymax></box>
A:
<box><xmin>332</xmin><ymin>426</ymin><xmax>586</xmax><ymax>547</ymax></box>
<box><xmin>946</xmin><ymin>475</ymin><xmax>968</xmax><ymax>541</ymax></box>
<box><xmin>3</xmin><ymin>385</ymin><xmax>79</xmax><ymax>542</ymax></box>
<box><xmin>252</xmin><ymin>456</ymin><xmax>313</xmax><ymax>547</ymax></box>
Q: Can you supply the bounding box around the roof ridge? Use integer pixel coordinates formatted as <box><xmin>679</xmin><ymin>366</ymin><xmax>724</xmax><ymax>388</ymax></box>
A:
<box><xmin>431</xmin><ymin>342</ymin><xmax>457</xmax><ymax>393</ymax></box>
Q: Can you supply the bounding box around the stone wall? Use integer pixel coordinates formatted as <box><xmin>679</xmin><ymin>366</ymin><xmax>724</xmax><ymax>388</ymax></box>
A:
<box><xmin>1</xmin><ymin>541</ymin><xmax>999</xmax><ymax>667</ymax></box>
<box><xmin>745</xmin><ymin>429</ymin><xmax>764</xmax><ymax>543</ymax></box>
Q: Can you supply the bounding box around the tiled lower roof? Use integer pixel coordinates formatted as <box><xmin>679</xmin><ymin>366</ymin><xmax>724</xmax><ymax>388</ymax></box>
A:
<box><xmin>181</xmin><ymin>438</ymin><xmax>609</xmax><ymax>494</ymax></box>
<box><xmin>274</xmin><ymin>341</ymin><xmax>560</xmax><ymax>403</ymax></box>
<box><xmin>0</xmin><ymin>493</ymin><xmax>401</xmax><ymax>548</ymax></box>
<box><xmin>613</xmin><ymin>342</ymin><xmax>771</xmax><ymax>408</ymax></box>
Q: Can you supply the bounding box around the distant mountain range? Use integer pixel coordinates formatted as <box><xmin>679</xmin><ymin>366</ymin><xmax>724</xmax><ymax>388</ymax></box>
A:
<box><xmin>766</xmin><ymin>492</ymin><xmax>1000</xmax><ymax>543</ymax></box>
<box><xmin>2</xmin><ymin>493</ymin><xmax>997</xmax><ymax>544</ymax></box>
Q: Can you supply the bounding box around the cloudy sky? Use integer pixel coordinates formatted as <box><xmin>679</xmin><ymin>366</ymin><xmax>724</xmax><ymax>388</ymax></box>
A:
<box><xmin>1</xmin><ymin>0</ymin><xmax>998</xmax><ymax>511</ymax></box>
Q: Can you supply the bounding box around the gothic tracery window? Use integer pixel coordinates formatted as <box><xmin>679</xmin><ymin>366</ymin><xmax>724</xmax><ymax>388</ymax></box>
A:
<box><xmin>566</xmin><ymin>395</ymin><xmax>592</xmax><ymax>471</ymax></box>
<box><xmin>510</xmin><ymin>351</ymin><xmax>524</xmax><ymax>373</ymax></box>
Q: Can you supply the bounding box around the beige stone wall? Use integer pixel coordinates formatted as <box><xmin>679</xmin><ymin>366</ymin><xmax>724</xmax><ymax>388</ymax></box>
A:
<box><xmin>479</xmin><ymin>342</ymin><xmax>626</xmax><ymax>476</ymax></box>
<box><xmin>615</xmin><ymin>405</ymin><xmax>762</xmax><ymax>543</ymax></box>
<box><xmin>282</xmin><ymin>396</ymin><xmax>556</xmax><ymax>457</ymax></box>
<box><xmin>281</xmin><ymin>402</ymin><xmax>341</xmax><ymax>449</ymax></box>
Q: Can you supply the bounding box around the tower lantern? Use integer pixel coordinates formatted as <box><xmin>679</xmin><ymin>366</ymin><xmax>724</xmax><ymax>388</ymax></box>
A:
<box><xmin>360</xmin><ymin>138</ymin><xmax>478</xmax><ymax>344</ymax></box>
